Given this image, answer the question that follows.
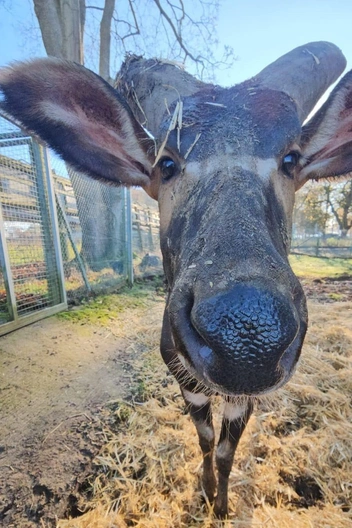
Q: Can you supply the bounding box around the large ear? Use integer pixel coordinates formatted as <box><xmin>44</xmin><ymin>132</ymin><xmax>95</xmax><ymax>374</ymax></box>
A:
<box><xmin>297</xmin><ymin>70</ymin><xmax>352</xmax><ymax>188</ymax></box>
<box><xmin>0</xmin><ymin>58</ymin><xmax>155</xmax><ymax>187</ymax></box>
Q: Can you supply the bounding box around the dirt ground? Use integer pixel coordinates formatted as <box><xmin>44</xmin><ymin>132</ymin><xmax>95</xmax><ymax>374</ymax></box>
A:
<box><xmin>300</xmin><ymin>276</ymin><xmax>352</xmax><ymax>303</ymax></box>
<box><xmin>0</xmin><ymin>284</ymin><xmax>165</xmax><ymax>527</ymax></box>
<box><xmin>0</xmin><ymin>277</ymin><xmax>351</xmax><ymax>527</ymax></box>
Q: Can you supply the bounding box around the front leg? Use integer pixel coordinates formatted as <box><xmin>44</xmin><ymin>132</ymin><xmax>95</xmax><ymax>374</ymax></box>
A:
<box><xmin>214</xmin><ymin>399</ymin><xmax>253</xmax><ymax>518</ymax></box>
<box><xmin>182</xmin><ymin>389</ymin><xmax>217</xmax><ymax>502</ymax></box>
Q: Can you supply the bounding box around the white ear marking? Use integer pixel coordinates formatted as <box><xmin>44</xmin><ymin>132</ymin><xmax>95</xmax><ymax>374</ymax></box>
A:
<box><xmin>40</xmin><ymin>101</ymin><xmax>82</xmax><ymax>127</ymax></box>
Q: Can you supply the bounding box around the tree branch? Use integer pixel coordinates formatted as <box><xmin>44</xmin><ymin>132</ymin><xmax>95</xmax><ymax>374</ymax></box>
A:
<box><xmin>86</xmin><ymin>5</ymin><xmax>103</xmax><ymax>11</ymax></box>
<box><xmin>152</xmin><ymin>0</ymin><xmax>204</xmax><ymax>67</ymax></box>
<box><xmin>80</xmin><ymin>0</ymin><xmax>86</xmax><ymax>36</ymax></box>
<box><xmin>325</xmin><ymin>185</ymin><xmax>343</xmax><ymax>231</ymax></box>
<box><xmin>122</xmin><ymin>0</ymin><xmax>140</xmax><ymax>40</ymax></box>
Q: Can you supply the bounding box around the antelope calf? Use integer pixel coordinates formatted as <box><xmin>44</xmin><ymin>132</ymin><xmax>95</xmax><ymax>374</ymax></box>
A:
<box><xmin>1</xmin><ymin>42</ymin><xmax>351</xmax><ymax>517</ymax></box>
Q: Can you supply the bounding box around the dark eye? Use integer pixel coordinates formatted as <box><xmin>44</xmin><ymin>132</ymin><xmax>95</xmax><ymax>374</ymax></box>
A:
<box><xmin>282</xmin><ymin>151</ymin><xmax>300</xmax><ymax>178</ymax></box>
<box><xmin>159</xmin><ymin>157</ymin><xmax>178</xmax><ymax>181</ymax></box>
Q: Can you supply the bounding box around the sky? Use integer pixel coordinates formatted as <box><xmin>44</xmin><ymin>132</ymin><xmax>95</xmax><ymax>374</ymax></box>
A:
<box><xmin>0</xmin><ymin>0</ymin><xmax>352</xmax><ymax>87</ymax></box>
<box><xmin>217</xmin><ymin>0</ymin><xmax>352</xmax><ymax>86</ymax></box>
<box><xmin>1</xmin><ymin>0</ymin><xmax>351</xmax><ymax>175</ymax></box>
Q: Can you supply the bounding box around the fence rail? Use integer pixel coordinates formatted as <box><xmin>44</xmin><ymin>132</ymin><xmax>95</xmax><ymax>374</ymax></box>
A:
<box><xmin>291</xmin><ymin>237</ymin><xmax>352</xmax><ymax>259</ymax></box>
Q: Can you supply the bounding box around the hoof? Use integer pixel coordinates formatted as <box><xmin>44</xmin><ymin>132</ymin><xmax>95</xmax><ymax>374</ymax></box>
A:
<box><xmin>200</xmin><ymin>484</ymin><xmax>215</xmax><ymax>505</ymax></box>
<box><xmin>214</xmin><ymin>507</ymin><xmax>228</xmax><ymax>519</ymax></box>
<box><xmin>214</xmin><ymin>498</ymin><xmax>228</xmax><ymax>519</ymax></box>
<box><xmin>200</xmin><ymin>474</ymin><xmax>216</xmax><ymax>505</ymax></box>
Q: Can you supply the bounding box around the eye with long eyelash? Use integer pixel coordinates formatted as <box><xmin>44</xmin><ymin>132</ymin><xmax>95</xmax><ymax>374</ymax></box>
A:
<box><xmin>282</xmin><ymin>151</ymin><xmax>300</xmax><ymax>178</ymax></box>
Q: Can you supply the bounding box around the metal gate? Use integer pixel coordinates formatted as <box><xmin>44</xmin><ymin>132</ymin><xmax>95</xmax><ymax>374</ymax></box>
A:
<box><xmin>0</xmin><ymin>116</ymin><xmax>67</xmax><ymax>335</ymax></box>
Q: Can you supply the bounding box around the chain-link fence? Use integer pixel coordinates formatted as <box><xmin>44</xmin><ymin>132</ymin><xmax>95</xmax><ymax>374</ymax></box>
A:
<box><xmin>0</xmin><ymin>113</ymin><xmax>163</xmax><ymax>333</ymax></box>
<box><xmin>130</xmin><ymin>188</ymin><xmax>162</xmax><ymax>278</ymax></box>
<box><xmin>51</xmin><ymin>156</ymin><xmax>129</xmax><ymax>302</ymax></box>
<box><xmin>50</xmin><ymin>156</ymin><xmax>163</xmax><ymax>303</ymax></box>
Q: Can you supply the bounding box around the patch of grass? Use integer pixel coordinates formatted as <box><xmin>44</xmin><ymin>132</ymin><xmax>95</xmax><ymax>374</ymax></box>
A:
<box><xmin>132</xmin><ymin>379</ymin><xmax>150</xmax><ymax>402</ymax></box>
<box><xmin>289</xmin><ymin>254</ymin><xmax>352</xmax><ymax>279</ymax></box>
<box><xmin>14</xmin><ymin>281</ymin><xmax>49</xmax><ymax>296</ymax></box>
<box><xmin>106</xmin><ymin>402</ymin><xmax>132</xmax><ymax>429</ymax></box>
<box><xmin>328</xmin><ymin>293</ymin><xmax>345</xmax><ymax>301</ymax></box>
<box><xmin>7</xmin><ymin>243</ymin><xmax>44</xmax><ymax>265</ymax></box>
<box><xmin>57</xmin><ymin>278</ymin><xmax>165</xmax><ymax>326</ymax></box>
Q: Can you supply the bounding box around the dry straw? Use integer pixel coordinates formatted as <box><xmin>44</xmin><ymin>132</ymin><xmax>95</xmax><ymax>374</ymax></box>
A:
<box><xmin>58</xmin><ymin>300</ymin><xmax>352</xmax><ymax>528</ymax></box>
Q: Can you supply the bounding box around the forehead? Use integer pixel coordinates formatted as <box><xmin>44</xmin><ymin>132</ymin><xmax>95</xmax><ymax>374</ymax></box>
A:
<box><xmin>163</xmin><ymin>84</ymin><xmax>301</xmax><ymax>161</ymax></box>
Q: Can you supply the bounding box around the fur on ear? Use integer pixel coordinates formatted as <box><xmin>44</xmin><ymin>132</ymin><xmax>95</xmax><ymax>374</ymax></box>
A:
<box><xmin>0</xmin><ymin>58</ymin><xmax>155</xmax><ymax>186</ymax></box>
<box><xmin>298</xmin><ymin>70</ymin><xmax>352</xmax><ymax>186</ymax></box>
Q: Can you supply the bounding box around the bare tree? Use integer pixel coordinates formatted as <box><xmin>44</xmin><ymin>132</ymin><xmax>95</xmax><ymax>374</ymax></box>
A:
<box><xmin>294</xmin><ymin>180</ymin><xmax>352</xmax><ymax>238</ymax></box>
<box><xmin>294</xmin><ymin>183</ymin><xmax>331</xmax><ymax>237</ymax></box>
<box><xmin>24</xmin><ymin>0</ymin><xmax>233</xmax><ymax>270</ymax></box>
<box><xmin>324</xmin><ymin>181</ymin><xmax>352</xmax><ymax>237</ymax></box>
<box><xmin>32</xmin><ymin>0</ymin><xmax>232</xmax><ymax>84</ymax></box>
<box><xmin>84</xmin><ymin>0</ymin><xmax>233</xmax><ymax>81</ymax></box>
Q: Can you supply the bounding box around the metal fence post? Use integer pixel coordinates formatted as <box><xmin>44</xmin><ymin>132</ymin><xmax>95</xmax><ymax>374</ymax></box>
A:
<box><xmin>0</xmin><ymin>201</ymin><xmax>17</xmax><ymax>322</ymax></box>
<box><xmin>30</xmin><ymin>140</ymin><xmax>63</xmax><ymax>305</ymax></box>
<box><xmin>55</xmin><ymin>192</ymin><xmax>91</xmax><ymax>293</ymax></box>
<box><xmin>124</xmin><ymin>188</ymin><xmax>134</xmax><ymax>286</ymax></box>
<box><xmin>315</xmin><ymin>238</ymin><xmax>320</xmax><ymax>257</ymax></box>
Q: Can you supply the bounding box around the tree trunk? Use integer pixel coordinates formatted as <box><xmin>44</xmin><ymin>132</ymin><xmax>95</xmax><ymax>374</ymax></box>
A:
<box><xmin>99</xmin><ymin>0</ymin><xmax>115</xmax><ymax>84</ymax></box>
<box><xmin>33</xmin><ymin>0</ymin><xmax>124</xmax><ymax>272</ymax></box>
<box><xmin>33</xmin><ymin>0</ymin><xmax>63</xmax><ymax>58</ymax></box>
<box><xmin>60</xmin><ymin>0</ymin><xmax>84</xmax><ymax>63</ymax></box>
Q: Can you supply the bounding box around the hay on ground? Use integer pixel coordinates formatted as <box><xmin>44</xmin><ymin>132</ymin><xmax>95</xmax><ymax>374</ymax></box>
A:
<box><xmin>57</xmin><ymin>301</ymin><xmax>352</xmax><ymax>528</ymax></box>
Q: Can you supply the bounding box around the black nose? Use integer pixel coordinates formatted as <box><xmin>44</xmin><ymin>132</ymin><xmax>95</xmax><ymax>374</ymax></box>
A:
<box><xmin>191</xmin><ymin>283</ymin><xmax>299</xmax><ymax>392</ymax></box>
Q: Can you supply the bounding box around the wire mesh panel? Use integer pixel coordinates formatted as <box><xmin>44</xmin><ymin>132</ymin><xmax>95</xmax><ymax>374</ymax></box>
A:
<box><xmin>0</xmin><ymin>264</ymin><xmax>10</xmax><ymax>324</ymax></box>
<box><xmin>0</xmin><ymin>116</ymin><xmax>66</xmax><ymax>335</ymax></box>
<box><xmin>0</xmin><ymin>114</ymin><xmax>163</xmax><ymax>336</ymax></box>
